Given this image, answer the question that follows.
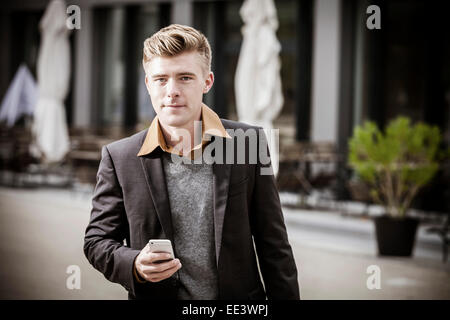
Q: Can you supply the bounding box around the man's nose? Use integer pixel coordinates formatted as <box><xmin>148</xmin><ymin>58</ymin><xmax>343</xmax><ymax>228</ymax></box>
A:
<box><xmin>166</xmin><ymin>79</ymin><xmax>180</xmax><ymax>98</ymax></box>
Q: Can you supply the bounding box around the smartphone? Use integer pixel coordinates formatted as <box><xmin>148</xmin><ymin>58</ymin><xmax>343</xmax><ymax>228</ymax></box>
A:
<box><xmin>148</xmin><ymin>239</ymin><xmax>175</xmax><ymax>260</ymax></box>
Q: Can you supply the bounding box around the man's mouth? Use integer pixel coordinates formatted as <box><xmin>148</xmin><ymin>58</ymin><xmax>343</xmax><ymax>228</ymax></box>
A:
<box><xmin>165</xmin><ymin>104</ymin><xmax>185</xmax><ymax>108</ymax></box>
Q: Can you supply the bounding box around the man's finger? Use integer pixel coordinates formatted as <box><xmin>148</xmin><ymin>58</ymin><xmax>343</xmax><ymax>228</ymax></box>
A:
<box><xmin>147</xmin><ymin>263</ymin><xmax>181</xmax><ymax>282</ymax></box>
<box><xmin>149</xmin><ymin>252</ymin><xmax>173</xmax><ymax>263</ymax></box>
<box><xmin>141</xmin><ymin>252</ymin><xmax>172</xmax><ymax>264</ymax></box>
<box><xmin>146</xmin><ymin>261</ymin><xmax>181</xmax><ymax>282</ymax></box>
<box><xmin>142</xmin><ymin>258</ymin><xmax>180</xmax><ymax>275</ymax></box>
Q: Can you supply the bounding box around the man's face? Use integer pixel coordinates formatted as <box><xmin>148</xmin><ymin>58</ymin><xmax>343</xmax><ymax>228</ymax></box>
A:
<box><xmin>145</xmin><ymin>51</ymin><xmax>213</xmax><ymax>129</ymax></box>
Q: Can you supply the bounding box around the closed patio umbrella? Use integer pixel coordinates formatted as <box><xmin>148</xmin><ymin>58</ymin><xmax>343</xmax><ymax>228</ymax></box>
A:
<box><xmin>32</xmin><ymin>0</ymin><xmax>71</xmax><ymax>163</ymax></box>
<box><xmin>0</xmin><ymin>64</ymin><xmax>37</xmax><ymax>127</ymax></box>
<box><xmin>234</xmin><ymin>0</ymin><xmax>283</xmax><ymax>175</ymax></box>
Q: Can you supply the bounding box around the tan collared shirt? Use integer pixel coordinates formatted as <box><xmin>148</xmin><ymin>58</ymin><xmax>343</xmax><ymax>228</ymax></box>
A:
<box><xmin>137</xmin><ymin>103</ymin><xmax>231</xmax><ymax>158</ymax></box>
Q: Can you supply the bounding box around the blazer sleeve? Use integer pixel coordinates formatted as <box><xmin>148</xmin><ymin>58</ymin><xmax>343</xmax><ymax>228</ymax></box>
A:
<box><xmin>250</xmin><ymin>129</ymin><xmax>300</xmax><ymax>300</ymax></box>
<box><xmin>83</xmin><ymin>145</ymin><xmax>141</xmax><ymax>295</ymax></box>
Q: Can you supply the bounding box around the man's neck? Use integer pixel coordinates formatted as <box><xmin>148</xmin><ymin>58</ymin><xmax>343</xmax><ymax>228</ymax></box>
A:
<box><xmin>159</xmin><ymin>114</ymin><xmax>202</xmax><ymax>155</ymax></box>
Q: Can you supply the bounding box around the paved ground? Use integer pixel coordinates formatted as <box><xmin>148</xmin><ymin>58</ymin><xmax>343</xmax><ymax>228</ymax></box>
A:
<box><xmin>0</xmin><ymin>187</ymin><xmax>126</xmax><ymax>299</ymax></box>
<box><xmin>0</xmin><ymin>187</ymin><xmax>448</xmax><ymax>299</ymax></box>
<box><xmin>284</xmin><ymin>208</ymin><xmax>450</xmax><ymax>299</ymax></box>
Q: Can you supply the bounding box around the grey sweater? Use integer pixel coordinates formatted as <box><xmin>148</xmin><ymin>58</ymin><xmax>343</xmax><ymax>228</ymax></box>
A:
<box><xmin>161</xmin><ymin>152</ymin><xmax>219</xmax><ymax>299</ymax></box>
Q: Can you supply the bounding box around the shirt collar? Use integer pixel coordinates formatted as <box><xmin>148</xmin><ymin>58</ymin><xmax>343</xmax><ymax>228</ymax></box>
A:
<box><xmin>137</xmin><ymin>103</ymin><xmax>231</xmax><ymax>157</ymax></box>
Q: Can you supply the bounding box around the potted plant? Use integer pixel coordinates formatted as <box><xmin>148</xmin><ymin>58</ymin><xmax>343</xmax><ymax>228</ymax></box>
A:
<box><xmin>348</xmin><ymin>116</ymin><xmax>442</xmax><ymax>256</ymax></box>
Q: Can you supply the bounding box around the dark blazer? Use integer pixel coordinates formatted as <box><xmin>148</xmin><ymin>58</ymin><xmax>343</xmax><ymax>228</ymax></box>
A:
<box><xmin>84</xmin><ymin>119</ymin><xmax>300</xmax><ymax>300</ymax></box>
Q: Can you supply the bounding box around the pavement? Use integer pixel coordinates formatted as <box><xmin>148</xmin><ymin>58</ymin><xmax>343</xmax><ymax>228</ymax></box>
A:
<box><xmin>283</xmin><ymin>207</ymin><xmax>450</xmax><ymax>299</ymax></box>
<box><xmin>0</xmin><ymin>186</ymin><xmax>448</xmax><ymax>300</ymax></box>
<box><xmin>0</xmin><ymin>187</ymin><xmax>126</xmax><ymax>299</ymax></box>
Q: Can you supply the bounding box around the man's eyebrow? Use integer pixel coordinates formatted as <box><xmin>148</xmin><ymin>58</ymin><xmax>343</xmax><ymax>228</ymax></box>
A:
<box><xmin>150</xmin><ymin>72</ymin><xmax>197</xmax><ymax>78</ymax></box>
<box><xmin>177</xmin><ymin>72</ymin><xmax>196</xmax><ymax>77</ymax></box>
<box><xmin>151</xmin><ymin>74</ymin><xmax>167</xmax><ymax>78</ymax></box>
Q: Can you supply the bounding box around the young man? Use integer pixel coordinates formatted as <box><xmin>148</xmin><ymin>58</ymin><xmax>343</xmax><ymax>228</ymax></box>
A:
<box><xmin>84</xmin><ymin>24</ymin><xmax>299</xmax><ymax>300</ymax></box>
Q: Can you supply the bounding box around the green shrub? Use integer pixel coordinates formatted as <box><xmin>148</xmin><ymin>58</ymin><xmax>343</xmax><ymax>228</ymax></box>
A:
<box><xmin>348</xmin><ymin>116</ymin><xmax>441</xmax><ymax>218</ymax></box>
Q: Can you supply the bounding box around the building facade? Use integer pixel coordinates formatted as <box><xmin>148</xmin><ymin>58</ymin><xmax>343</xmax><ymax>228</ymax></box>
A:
<box><xmin>1</xmin><ymin>0</ymin><xmax>449</xmax><ymax>209</ymax></box>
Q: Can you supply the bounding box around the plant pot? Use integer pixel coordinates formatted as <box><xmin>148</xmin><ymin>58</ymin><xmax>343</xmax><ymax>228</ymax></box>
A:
<box><xmin>374</xmin><ymin>216</ymin><xmax>419</xmax><ymax>257</ymax></box>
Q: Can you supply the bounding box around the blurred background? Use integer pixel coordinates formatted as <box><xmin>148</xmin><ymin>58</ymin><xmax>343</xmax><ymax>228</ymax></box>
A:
<box><xmin>0</xmin><ymin>0</ymin><xmax>449</xmax><ymax>299</ymax></box>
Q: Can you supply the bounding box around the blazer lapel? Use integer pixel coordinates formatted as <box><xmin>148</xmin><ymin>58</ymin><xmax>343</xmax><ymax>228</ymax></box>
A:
<box><xmin>212</xmin><ymin>162</ymin><xmax>231</xmax><ymax>267</ymax></box>
<box><xmin>139</xmin><ymin>153</ymin><xmax>174</xmax><ymax>243</ymax></box>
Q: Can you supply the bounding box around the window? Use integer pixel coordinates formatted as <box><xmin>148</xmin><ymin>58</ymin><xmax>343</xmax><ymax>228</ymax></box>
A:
<box><xmin>93</xmin><ymin>7</ymin><xmax>126</xmax><ymax>127</ymax></box>
<box><xmin>93</xmin><ymin>3</ymin><xmax>171</xmax><ymax>129</ymax></box>
<box><xmin>194</xmin><ymin>0</ymin><xmax>301</xmax><ymax>135</ymax></box>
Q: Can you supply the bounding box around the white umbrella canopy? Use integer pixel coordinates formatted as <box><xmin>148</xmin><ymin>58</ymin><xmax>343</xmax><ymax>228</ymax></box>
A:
<box><xmin>234</xmin><ymin>0</ymin><xmax>283</xmax><ymax>175</ymax></box>
<box><xmin>31</xmin><ymin>0</ymin><xmax>71</xmax><ymax>163</ymax></box>
<box><xmin>0</xmin><ymin>64</ymin><xmax>37</xmax><ymax>127</ymax></box>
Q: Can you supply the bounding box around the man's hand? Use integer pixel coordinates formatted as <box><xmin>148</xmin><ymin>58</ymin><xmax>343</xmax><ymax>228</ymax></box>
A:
<box><xmin>134</xmin><ymin>244</ymin><xmax>182</xmax><ymax>282</ymax></box>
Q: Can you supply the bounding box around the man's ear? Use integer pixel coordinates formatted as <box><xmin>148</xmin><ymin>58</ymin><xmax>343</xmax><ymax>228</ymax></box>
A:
<box><xmin>145</xmin><ymin>75</ymin><xmax>151</xmax><ymax>95</ymax></box>
<box><xmin>203</xmin><ymin>72</ymin><xmax>214</xmax><ymax>94</ymax></box>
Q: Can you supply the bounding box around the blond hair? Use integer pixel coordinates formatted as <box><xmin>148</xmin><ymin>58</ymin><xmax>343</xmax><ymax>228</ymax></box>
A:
<box><xmin>142</xmin><ymin>24</ymin><xmax>212</xmax><ymax>74</ymax></box>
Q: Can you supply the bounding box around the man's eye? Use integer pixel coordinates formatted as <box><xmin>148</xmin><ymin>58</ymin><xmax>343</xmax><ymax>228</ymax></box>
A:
<box><xmin>180</xmin><ymin>76</ymin><xmax>192</xmax><ymax>81</ymax></box>
<box><xmin>155</xmin><ymin>78</ymin><xmax>166</xmax><ymax>83</ymax></box>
